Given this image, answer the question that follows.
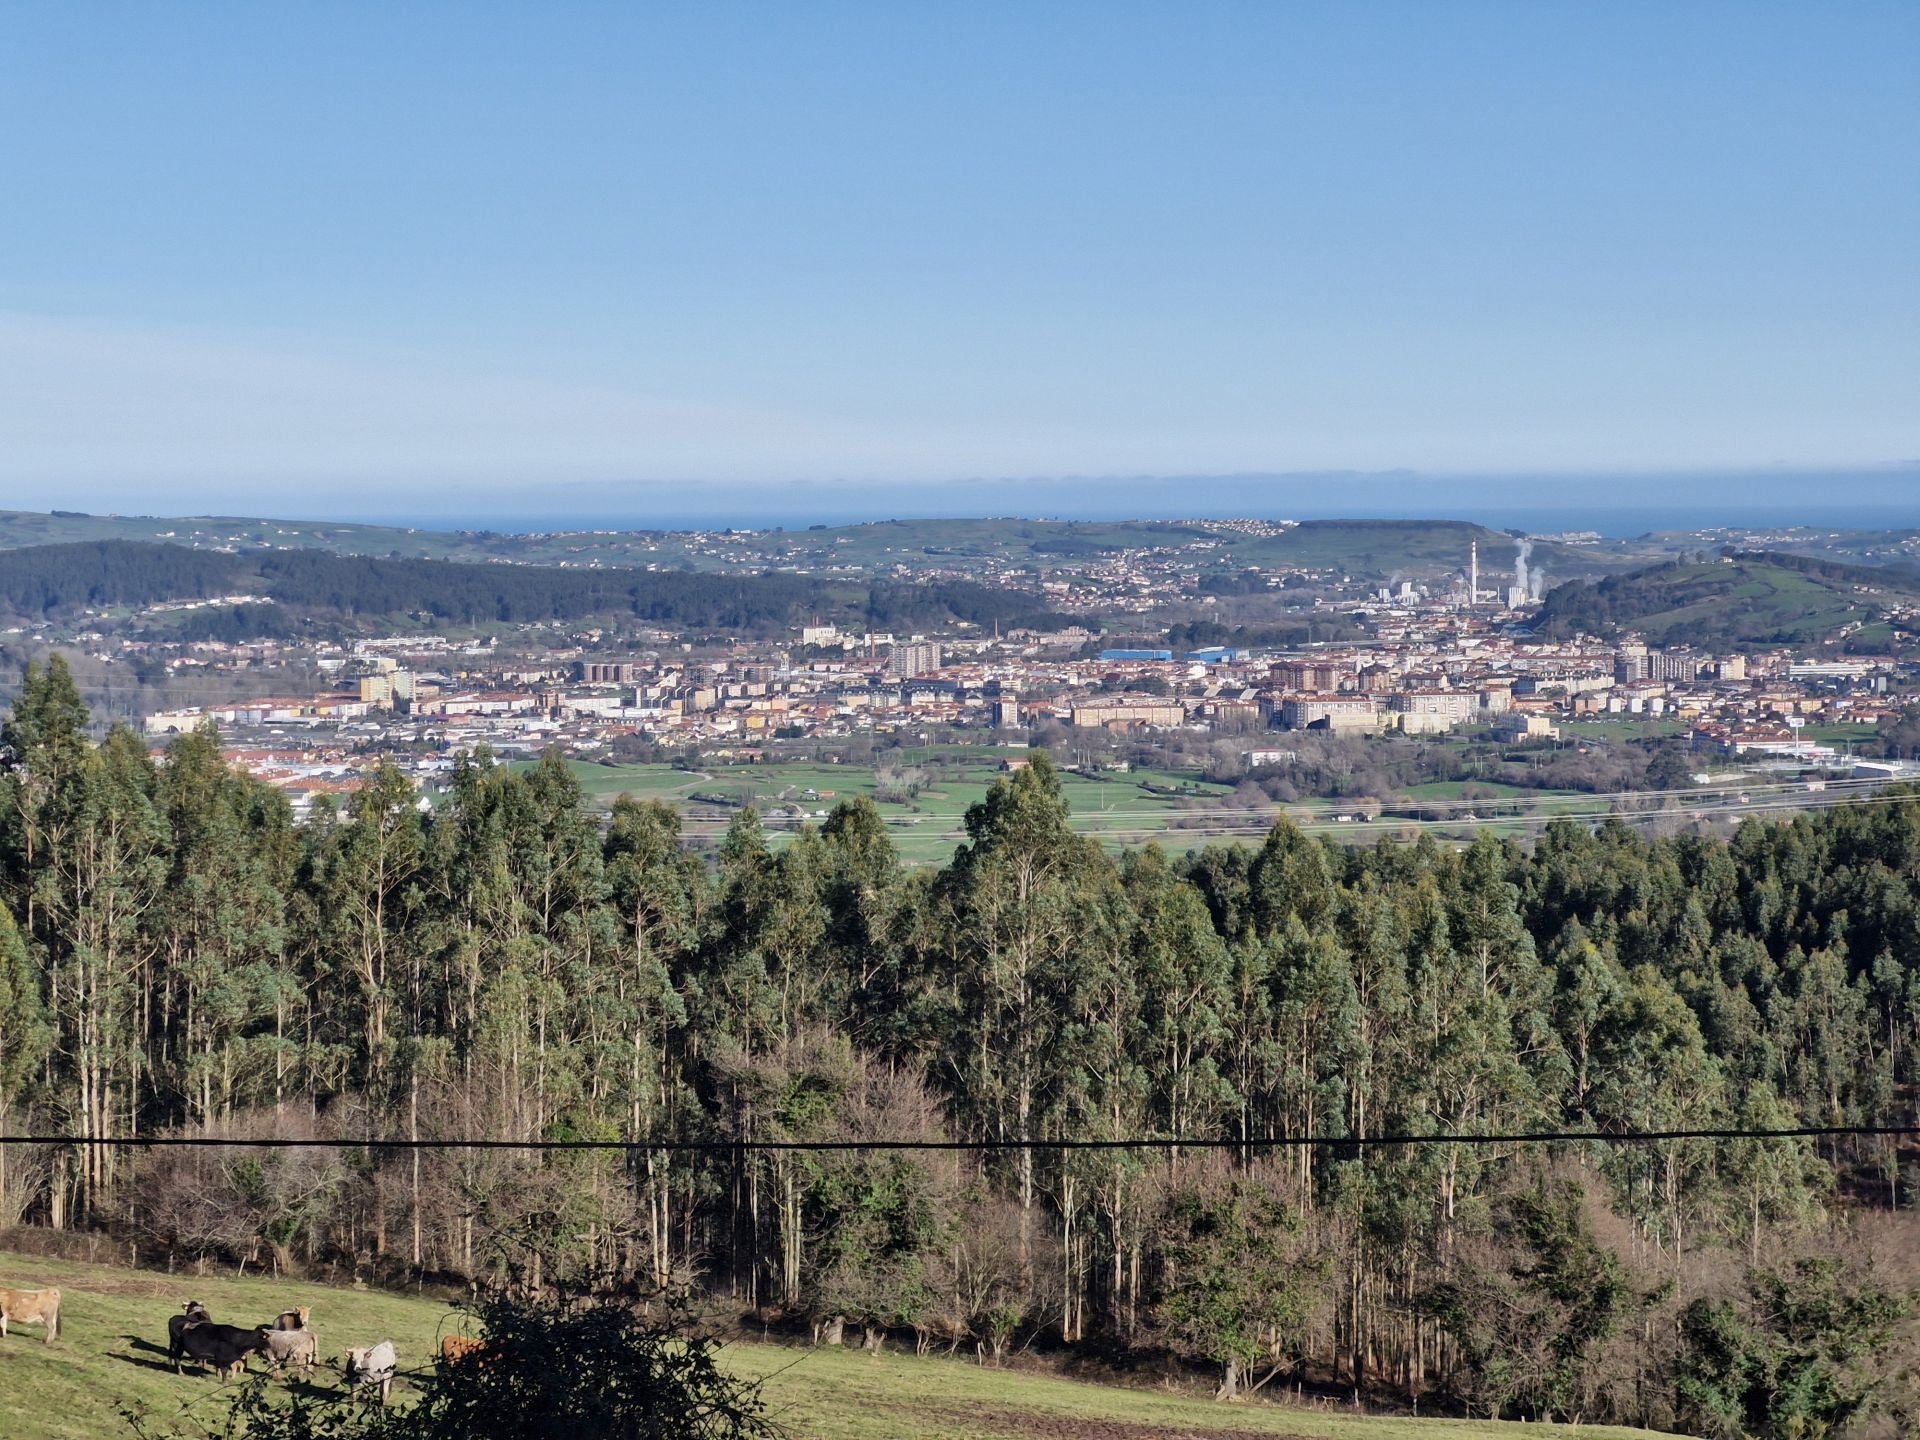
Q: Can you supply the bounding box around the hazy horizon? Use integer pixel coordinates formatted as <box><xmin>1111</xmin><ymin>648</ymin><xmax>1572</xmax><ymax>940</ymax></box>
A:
<box><xmin>10</xmin><ymin>467</ymin><xmax>1916</xmax><ymax>539</ymax></box>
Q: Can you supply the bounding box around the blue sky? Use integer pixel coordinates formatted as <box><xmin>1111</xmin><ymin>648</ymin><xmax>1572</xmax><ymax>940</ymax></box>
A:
<box><xmin>1</xmin><ymin>2</ymin><xmax>1915</xmax><ymax>523</ymax></box>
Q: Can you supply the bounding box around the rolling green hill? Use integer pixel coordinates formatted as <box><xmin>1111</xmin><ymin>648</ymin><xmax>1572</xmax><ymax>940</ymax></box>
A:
<box><xmin>1233</xmin><ymin>519</ymin><xmax>1519</xmax><ymax>575</ymax></box>
<box><xmin>0</xmin><ymin>510</ymin><xmax>1213</xmax><ymax>571</ymax></box>
<box><xmin>1534</xmin><ymin>551</ymin><xmax>1920</xmax><ymax>650</ymax></box>
<box><xmin>787</xmin><ymin>516</ymin><xmax>1618</xmax><ymax>583</ymax></box>
<box><xmin>0</xmin><ymin>510</ymin><xmax>1628</xmax><ymax>584</ymax></box>
<box><xmin>0</xmin><ymin>1249</ymin><xmax>1677</xmax><ymax>1440</ymax></box>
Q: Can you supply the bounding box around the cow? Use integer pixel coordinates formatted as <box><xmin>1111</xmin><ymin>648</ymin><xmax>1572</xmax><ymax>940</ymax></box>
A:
<box><xmin>0</xmin><ymin>1285</ymin><xmax>60</xmax><ymax>1344</ymax></box>
<box><xmin>175</xmin><ymin>1320</ymin><xmax>270</xmax><ymax>1380</ymax></box>
<box><xmin>271</xmin><ymin>1306</ymin><xmax>310</xmax><ymax>1331</ymax></box>
<box><xmin>265</xmin><ymin>1326</ymin><xmax>318</xmax><ymax>1377</ymax></box>
<box><xmin>439</xmin><ymin>1333</ymin><xmax>493</xmax><ymax>1367</ymax></box>
<box><xmin>347</xmin><ymin>1340</ymin><xmax>398</xmax><ymax>1406</ymax></box>
<box><xmin>167</xmin><ymin>1300</ymin><xmax>211</xmax><ymax>1367</ymax></box>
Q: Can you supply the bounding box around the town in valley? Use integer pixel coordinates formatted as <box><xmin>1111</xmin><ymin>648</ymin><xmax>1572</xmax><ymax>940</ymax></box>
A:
<box><xmin>6</xmin><ymin>510</ymin><xmax>1916</xmax><ymax>858</ymax></box>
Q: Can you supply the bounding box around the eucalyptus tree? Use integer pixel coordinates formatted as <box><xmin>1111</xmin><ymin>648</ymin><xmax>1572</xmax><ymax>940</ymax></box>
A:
<box><xmin>1589</xmin><ymin>967</ymin><xmax>1726</xmax><ymax>1256</ymax></box>
<box><xmin>31</xmin><ymin>724</ymin><xmax>169</xmax><ymax>1223</ymax></box>
<box><xmin>938</xmin><ymin>752</ymin><xmax>1113</xmax><ymax>1281</ymax></box>
<box><xmin>151</xmin><ymin>723</ymin><xmax>294</xmax><ymax>1125</ymax></box>
<box><xmin>0</xmin><ymin>656</ymin><xmax>92</xmax><ymax>940</ymax></box>
<box><xmin>301</xmin><ymin>761</ymin><xmax>425</xmax><ymax>1260</ymax></box>
<box><xmin>603</xmin><ymin>794</ymin><xmax>703</xmax><ymax>1285</ymax></box>
<box><xmin>1546</xmin><ymin>919</ymin><xmax>1627</xmax><ymax>1122</ymax></box>
<box><xmin>702</xmin><ymin>807</ymin><xmax>830</xmax><ymax>1056</ymax></box>
<box><xmin>1246</xmin><ymin>815</ymin><xmax>1338</xmax><ymax>936</ymax></box>
<box><xmin>0</xmin><ymin>904</ymin><xmax>50</xmax><ymax>1221</ymax></box>
<box><xmin>1125</xmin><ymin>848</ymin><xmax>1234</xmax><ymax>1146</ymax></box>
<box><xmin>312</xmin><ymin>762</ymin><xmax>424</xmax><ymax>1098</ymax></box>
<box><xmin>815</xmin><ymin>795</ymin><xmax>904</xmax><ymax>1045</ymax></box>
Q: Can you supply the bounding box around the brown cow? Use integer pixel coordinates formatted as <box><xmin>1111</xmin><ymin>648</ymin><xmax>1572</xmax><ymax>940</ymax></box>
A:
<box><xmin>271</xmin><ymin>1306</ymin><xmax>310</xmax><ymax>1331</ymax></box>
<box><xmin>0</xmin><ymin>1285</ymin><xmax>60</xmax><ymax>1344</ymax></box>
<box><xmin>440</xmin><ymin>1333</ymin><xmax>493</xmax><ymax>1366</ymax></box>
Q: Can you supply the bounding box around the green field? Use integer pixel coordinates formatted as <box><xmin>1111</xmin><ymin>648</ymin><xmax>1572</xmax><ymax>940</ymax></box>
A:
<box><xmin>1798</xmin><ymin>723</ymin><xmax>1880</xmax><ymax>746</ymax></box>
<box><xmin>0</xmin><ymin>1250</ymin><xmax>1676</xmax><ymax>1440</ymax></box>
<box><xmin>542</xmin><ymin>756</ymin><xmax>1712</xmax><ymax>859</ymax></box>
<box><xmin>1393</xmin><ymin>783</ymin><xmax>1593</xmax><ymax>815</ymax></box>
<box><xmin>1648</xmin><ymin>566</ymin><xmax>1868</xmax><ymax>643</ymax></box>
<box><xmin>543</xmin><ymin>757</ymin><xmax>1240</xmax><ymax>864</ymax></box>
<box><xmin>1398</xmin><ymin>781</ymin><xmax>1538</xmax><ymax>801</ymax></box>
<box><xmin>1560</xmin><ymin>718</ymin><xmax>1689</xmax><ymax>743</ymax></box>
<box><xmin>734</xmin><ymin>1341</ymin><xmax>1673</xmax><ymax>1440</ymax></box>
<box><xmin>0</xmin><ymin>1247</ymin><xmax>449</xmax><ymax>1440</ymax></box>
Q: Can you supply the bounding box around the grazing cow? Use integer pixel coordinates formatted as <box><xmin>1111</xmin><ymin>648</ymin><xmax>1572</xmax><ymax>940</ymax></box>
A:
<box><xmin>347</xmin><ymin>1341</ymin><xmax>398</xmax><ymax>1406</ymax></box>
<box><xmin>176</xmin><ymin>1321</ymin><xmax>269</xmax><ymax>1380</ymax></box>
<box><xmin>439</xmin><ymin>1333</ymin><xmax>492</xmax><ymax>1366</ymax></box>
<box><xmin>265</xmin><ymin>1327</ymin><xmax>318</xmax><ymax>1376</ymax></box>
<box><xmin>0</xmin><ymin>1286</ymin><xmax>60</xmax><ymax>1344</ymax></box>
<box><xmin>167</xmin><ymin>1300</ymin><xmax>211</xmax><ymax>1366</ymax></box>
<box><xmin>271</xmin><ymin>1306</ymin><xmax>310</xmax><ymax>1331</ymax></box>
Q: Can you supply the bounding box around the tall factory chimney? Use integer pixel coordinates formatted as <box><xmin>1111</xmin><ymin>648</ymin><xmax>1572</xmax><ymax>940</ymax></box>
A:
<box><xmin>1469</xmin><ymin>540</ymin><xmax>1479</xmax><ymax>605</ymax></box>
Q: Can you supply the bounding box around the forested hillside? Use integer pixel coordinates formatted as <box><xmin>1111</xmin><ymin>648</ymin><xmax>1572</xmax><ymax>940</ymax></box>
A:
<box><xmin>0</xmin><ymin>540</ymin><xmax>254</xmax><ymax>616</ymax></box>
<box><xmin>1534</xmin><ymin>552</ymin><xmax>1920</xmax><ymax>649</ymax></box>
<box><xmin>2</xmin><ymin>656</ymin><xmax>1917</xmax><ymax>1436</ymax></box>
<box><xmin>0</xmin><ymin>540</ymin><xmax>1075</xmax><ymax>635</ymax></box>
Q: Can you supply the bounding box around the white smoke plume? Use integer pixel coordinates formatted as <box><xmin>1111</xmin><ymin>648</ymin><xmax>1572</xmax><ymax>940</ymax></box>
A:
<box><xmin>1514</xmin><ymin>537</ymin><xmax>1547</xmax><ymax>601</ymax></box>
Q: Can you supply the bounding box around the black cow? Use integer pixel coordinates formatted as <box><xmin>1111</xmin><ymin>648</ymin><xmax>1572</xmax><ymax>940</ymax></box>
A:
<box><xmin>175</xmin><ymin>1320</ymin><xmax>270</xmax><ymax>1380</ymax></box>
<box><xmin>166</xmin><ymin>1301</ymin><xmax>210</xmax><ymax>1369</ymax></box>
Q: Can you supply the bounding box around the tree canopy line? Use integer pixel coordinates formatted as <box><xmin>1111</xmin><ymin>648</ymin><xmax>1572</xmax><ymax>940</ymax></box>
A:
<box><xmin>2</xmin><ymin>656</ymin><xmax>1919</xmax><ymax>1436</ymax></box>
<box><xmin>0</xmin><ymin>541</ymin><xmax>1076</xmax><ymax>637</ymax></box>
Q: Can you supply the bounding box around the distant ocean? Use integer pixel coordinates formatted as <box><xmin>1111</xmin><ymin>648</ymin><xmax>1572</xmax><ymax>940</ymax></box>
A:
<box><xmin>380</xmin><ymin>471</ymin><xmax>1920</xmax><ymax>538</ymax></box>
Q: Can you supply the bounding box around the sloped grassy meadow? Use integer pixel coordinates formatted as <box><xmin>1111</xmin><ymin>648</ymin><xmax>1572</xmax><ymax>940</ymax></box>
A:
<box><xmin>0</xmin><ymin>1250</ymin><xmax>1676</xmax><ymax>1440</ymax></box>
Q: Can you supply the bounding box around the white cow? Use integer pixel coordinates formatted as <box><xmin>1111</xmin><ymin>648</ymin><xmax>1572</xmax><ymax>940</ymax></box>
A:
<box><xmin>266</xmin><ymin>1326</ymin><xmax>318</xmax><ymax>1376</ymax></box>
<box><xmin>346</xmin><ymin>1340</ymin><xmax>398</xmax><ymax>1406</ymax></box>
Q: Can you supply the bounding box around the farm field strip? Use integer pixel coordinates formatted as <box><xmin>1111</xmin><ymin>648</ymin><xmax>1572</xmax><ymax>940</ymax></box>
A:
<box><xmin>724</xmin><ymin>1340</ymin><xmax>1675</xmax><ymax>1440</ymax></box>
<box><xmin>0</xmin><ymin>1249</ymin><xmax>451</xmax><ymax>1440</ymax></box>
<box><xmin>533</xmin><ymin>760</ymin><xmax>1906</xmax><ymax>860</ymax></box>
<box><xmin>0</xmin><ymin>1252</ymin><xmax>1677</xmax><ymax>1440</ymax></box>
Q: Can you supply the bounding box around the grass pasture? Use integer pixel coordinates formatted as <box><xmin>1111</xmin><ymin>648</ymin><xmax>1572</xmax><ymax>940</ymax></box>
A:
<box><xmin>0</xmin><ymin>1248</ymin><xmax>449</xmax><ymax>1440</ymax></box>
<box><xmin>730</xmin><ymin>1340</ymin><xmax>1676</xmax><ymax>1440</ymax></box>
<box><xmin>0</xmin><ymin>1250</ymin><xmax>1679</xmax><ymax>1440</ymax></box>
<box><xmin>541</xmin><ymin>754</ymin><xmax>1724</xmax><ymax>859</ymax></box>
<box><xmin>544</xmin><ymin>756</ymin><xmax>1240</xmax><ymax>864</ymax></box>
<box><xmin>1397</xmin><ymin>781</ymin><xmax>1537</xmax><ymax>801</ymax></box>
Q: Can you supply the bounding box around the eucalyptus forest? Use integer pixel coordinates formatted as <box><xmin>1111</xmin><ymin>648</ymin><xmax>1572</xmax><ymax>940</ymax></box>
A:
<box><xmin>2</xmin><ymin>656</ymin><xmax>1917</xmax><ymax>1436</ymax></box>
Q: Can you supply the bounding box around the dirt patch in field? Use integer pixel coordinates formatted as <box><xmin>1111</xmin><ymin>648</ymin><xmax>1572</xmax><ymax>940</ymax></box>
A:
<box><xmin>912</xmin><ymin>1403</ymin><xmax>1312</xmax><ymax>1440</ymax></box>
<box><xmin>0</xmin><ymin>1266</ymin><xmax>204</xmax><ymax>1302</ymax></box>
<box><xmin>35</xmin><ymin>1273</ymin><xmax>198</xmax><ymax>1300</ymax></box>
